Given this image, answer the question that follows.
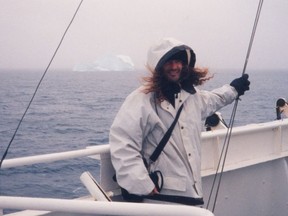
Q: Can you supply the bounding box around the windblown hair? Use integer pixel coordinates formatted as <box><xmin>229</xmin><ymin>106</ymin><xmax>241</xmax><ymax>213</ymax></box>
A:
<box><xmin>142</xmin><ymin>66</ymin><xmax>212</xmax><ymax>102</ymax></box>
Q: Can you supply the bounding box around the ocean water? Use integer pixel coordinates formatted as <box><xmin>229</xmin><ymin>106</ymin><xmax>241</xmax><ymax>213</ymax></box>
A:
<box><xmin>0</xmin><ymin>69</ymin><xmax>287</xmax><ymax>205</ymax></box>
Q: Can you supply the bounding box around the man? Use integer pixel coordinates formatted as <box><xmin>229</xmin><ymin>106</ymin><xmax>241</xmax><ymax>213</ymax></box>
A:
<box><xmin>109</xmin><ymin>37</ymin><xmax>250</xmax><ymax>205</ymax></box>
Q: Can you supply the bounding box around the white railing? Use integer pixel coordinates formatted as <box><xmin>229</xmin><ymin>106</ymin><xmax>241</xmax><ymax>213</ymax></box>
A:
<box><xmin>0</xmin><ymin>196</ymin><xmax>214</xmax><ymax>216</ymax></box>
<box><xmin>202</xmin><ymin>118</ymin><xmax>288</xmax><ymax>139</ymax></box>
<box><xmin>201</xmin><ymin>119</ymin><xmax>288</xmax><ymax>175</ymax></box>
<box><xmin>2</xmin><ymin>119</ymin><xmax>288</xmax><ymax>170</ymax></box>
<box><xmin>2</xmin><ymin>119</ymin><xmax>288</xmax><ymax>215</ymax></box>
<box><xmin>0</xmin><ymin>145</ymin><xmax>215</xmax><ymax>216</ymax></box>
<box><xmin>1</xmin><ymin>145</ymin><xmax>110</xmax><ymax>169</ymax></box>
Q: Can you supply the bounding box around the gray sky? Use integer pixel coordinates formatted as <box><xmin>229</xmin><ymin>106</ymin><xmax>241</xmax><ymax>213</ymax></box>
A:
<box><xmin>0</xmin><ymin>0</ymin><xmax>288</xmax><ymax>72</ymax></box>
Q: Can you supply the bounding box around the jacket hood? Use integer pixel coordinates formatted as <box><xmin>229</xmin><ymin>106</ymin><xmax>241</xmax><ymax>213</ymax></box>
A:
<box><xmin>146</xmin><ymin>37</ymin><xmax>196</xmax><ymax>72</ymax></box>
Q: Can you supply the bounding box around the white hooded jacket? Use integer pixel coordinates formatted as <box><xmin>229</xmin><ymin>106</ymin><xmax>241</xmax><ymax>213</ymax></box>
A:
<box><xmin>109</xmin><ymin>38</ymin><xmax>237</xmax><ymax>198</ymax></box>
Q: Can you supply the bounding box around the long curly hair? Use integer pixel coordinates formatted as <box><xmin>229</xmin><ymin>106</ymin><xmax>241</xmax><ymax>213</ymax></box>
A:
<box><xmin>142</xmin><ymin>66</ymin><xmax>212</xmax><ymax>102</ymax></box>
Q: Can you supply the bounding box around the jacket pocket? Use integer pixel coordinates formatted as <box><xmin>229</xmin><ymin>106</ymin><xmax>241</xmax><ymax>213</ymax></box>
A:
<box><xmin>163</xmin><ymin>176</ymin><xmax>186</xmax><ymax>191</ymax></box>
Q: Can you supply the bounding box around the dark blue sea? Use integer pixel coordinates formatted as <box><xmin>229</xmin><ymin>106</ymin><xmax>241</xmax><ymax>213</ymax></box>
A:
<box><xmin>0</xmin><ymin>69</ymin><xmax>287</xmax><ymax>206</ymax></box>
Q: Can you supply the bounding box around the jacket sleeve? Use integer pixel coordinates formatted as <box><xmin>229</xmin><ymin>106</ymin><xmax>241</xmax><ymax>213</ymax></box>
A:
<box><xmin>109</xmin><ymin>89</ymin><xmax>155</xmax><ymax>195</ymax></box>
<box><xmin>198</xmin><ymin>84</ymin><xmax>238</xmax><ymax>120</ymax></box>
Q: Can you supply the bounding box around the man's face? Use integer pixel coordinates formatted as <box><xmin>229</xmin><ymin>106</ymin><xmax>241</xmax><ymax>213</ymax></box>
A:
<box><xmin>162</xmin><ymin>59</ymin><xmax>183</xmax><ymax>82</ymax></box>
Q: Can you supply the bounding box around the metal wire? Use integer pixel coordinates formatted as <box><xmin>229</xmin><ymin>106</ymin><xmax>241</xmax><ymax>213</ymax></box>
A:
<box><xmin>0</xmin><ymin>0</ymin><xmax>85</xmax><ymax>169</ymax></box>
<box><xmin>206</xmin><ymin>0</ymin><xmax>264</xmax><ymax>212</ymax></box>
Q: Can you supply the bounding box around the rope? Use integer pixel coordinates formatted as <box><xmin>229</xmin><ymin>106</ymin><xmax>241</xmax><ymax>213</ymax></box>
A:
<box><xmin>0</xmin><ymin>0</ymin><xmax>85</xmax><ymax>169</ymax></box>
<box><xmin>206</xmin><ymin>0</ymin><xmax>264</xmax><ymax>212</ymax></box>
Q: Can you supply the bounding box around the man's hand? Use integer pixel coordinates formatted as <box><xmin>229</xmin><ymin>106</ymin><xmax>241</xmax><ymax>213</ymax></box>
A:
<box><xmin>149</xmin><ymin>187</ymin><xmax>159</xmax><ymax>196</ymax></box>
<box><xmin>230</xmin><ymin>74</ymin><xmax>250</xmax><ymax>96</ymax></box>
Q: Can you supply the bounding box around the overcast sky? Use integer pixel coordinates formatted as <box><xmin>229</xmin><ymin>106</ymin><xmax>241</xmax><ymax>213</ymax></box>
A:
<box><xmin>0</xmin><ymin>0</ymin><xmax>288</xmax><ymax>72</ymax></box>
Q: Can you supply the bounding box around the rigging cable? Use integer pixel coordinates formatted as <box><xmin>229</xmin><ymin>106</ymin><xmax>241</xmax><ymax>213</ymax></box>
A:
<box><xmin>206</xmin><ymin>0</ymin><xmax>264</xmax><ymax>212</ymax></box>
<box><xmin>0</xmin><ymin>0</ymin><xmax>85</xmax><ymax>169</ymax></box>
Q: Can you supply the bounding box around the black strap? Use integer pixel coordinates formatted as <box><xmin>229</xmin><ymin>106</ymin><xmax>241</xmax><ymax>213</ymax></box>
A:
<box><xmin>122</xmin><ymin>189</ymin><xmax>204</xmax><ymax>206</ymax></box>
<box><xmin>144</xmin><ymin>194</ymin><xmax>204</xmax><ymax>206</ymax></box>
<box><xmin>149</xmin><ymin>104</ymin><xmax>184</xmax><ymax>163</ymax></box>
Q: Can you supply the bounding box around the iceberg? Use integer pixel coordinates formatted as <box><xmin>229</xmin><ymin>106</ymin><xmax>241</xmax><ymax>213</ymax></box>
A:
<box><xmin>73</xmin><ymin>54</ymin><xmax>135</xmax><ymax>72</ymax></box>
